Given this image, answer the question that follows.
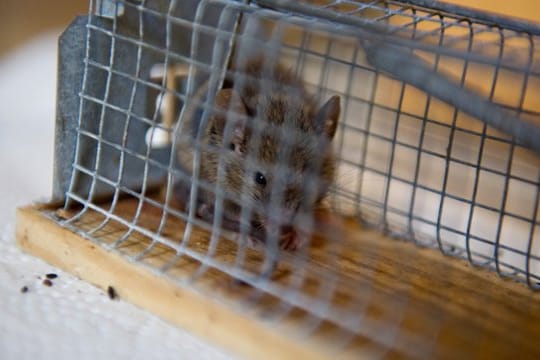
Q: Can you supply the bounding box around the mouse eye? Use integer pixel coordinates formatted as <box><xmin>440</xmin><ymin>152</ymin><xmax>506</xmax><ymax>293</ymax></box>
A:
<box><xmin>254</xmin><ymin>172</ymin><xmax>267</xmax><ymax>187</ymax></box>
<box><xmin>229</xmin><ymin>143</ymin><xmax>235</xmax><ymax>151</ymax></box>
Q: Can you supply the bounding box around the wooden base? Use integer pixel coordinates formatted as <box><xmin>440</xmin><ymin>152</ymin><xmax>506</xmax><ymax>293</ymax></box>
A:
<box><xmin>16</xmin><ymin>199</ymin><xmax>540</xmax><ymax>359</ymax></box>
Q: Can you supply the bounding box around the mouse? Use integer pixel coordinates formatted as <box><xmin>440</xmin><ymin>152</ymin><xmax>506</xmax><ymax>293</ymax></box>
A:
<box><xmin>174</xmin><ymin>57</ymin><xmax>340</xmax><ymax>251</ymax></box>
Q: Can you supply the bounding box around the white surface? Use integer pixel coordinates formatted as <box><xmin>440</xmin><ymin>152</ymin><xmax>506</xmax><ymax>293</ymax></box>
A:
<box><xmin>0</xmin><ymin>31</ymin><xmax>234</xmax><ymax>360</ymax></box>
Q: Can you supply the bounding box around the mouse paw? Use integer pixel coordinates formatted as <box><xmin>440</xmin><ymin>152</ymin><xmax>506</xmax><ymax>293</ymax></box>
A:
<box><xmin>279</xmin><ymin>230</ymin><xmax>307</xmax><ymax>251</ymax></box>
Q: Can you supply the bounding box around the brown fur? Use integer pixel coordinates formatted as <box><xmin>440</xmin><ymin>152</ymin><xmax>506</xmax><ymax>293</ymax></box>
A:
<box><xmin>175</xmin><ymin>57</ymin><xmax>340</xmax><ymax>250</ymax></box>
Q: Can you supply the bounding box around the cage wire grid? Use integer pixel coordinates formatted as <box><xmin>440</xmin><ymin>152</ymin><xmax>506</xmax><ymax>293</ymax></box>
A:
<box><xmin>48</xmin><ymin>0</ymin><xmax>540</xmax><ymax>355</ymax></box>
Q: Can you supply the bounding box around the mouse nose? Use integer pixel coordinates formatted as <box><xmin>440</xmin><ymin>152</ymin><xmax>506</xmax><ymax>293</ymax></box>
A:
<box><xmin>279</xmin><ymin>224</ymin><xmax>294</xmax><ymax>236</ymax></box>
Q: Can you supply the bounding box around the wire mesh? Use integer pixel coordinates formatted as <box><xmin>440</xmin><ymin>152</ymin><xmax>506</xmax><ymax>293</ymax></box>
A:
<box><xmin>50</xmin><ymin>0</ymin><xmax>540</xmax><ymax>356</ymax></box>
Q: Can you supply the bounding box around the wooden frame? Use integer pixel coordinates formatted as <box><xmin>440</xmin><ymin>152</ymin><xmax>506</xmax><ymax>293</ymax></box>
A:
<box><xmin>16</xmin><ymin>200</ymin><xmax>540</xmax><ymax>358</ymax></box>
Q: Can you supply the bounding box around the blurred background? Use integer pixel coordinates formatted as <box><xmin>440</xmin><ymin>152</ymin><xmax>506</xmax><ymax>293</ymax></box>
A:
<box><xmin>0</xmin><ymin>0</ymin><xmax>87</xmax><ymax>57</ymax></box>
<box><xmin>1</xmin><ymin>0</ymin><xmax>538</xmax><ymax>57</ymax></box>
<box><xmin>0</xmin><ymin>1</ymin><xmax>537</xmax><ymax>360</ymax></box>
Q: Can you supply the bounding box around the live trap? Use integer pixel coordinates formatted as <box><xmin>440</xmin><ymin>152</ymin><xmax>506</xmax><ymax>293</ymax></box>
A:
<box><xmin>16</xmin><ymin>0</ymin><xmax>540</xmax><ymax>358</ymax></box>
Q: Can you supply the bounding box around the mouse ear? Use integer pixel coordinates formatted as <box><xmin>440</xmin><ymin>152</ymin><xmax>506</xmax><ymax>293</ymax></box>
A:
<box><xmin>212</xmin><ymin>88</ymin><xmax>248</xmax><ymax>154</ymax></box>
<box><xmin>315</xmin><ymin>95</ymin><xmax>340</xmax><ymax>140</ymax></box>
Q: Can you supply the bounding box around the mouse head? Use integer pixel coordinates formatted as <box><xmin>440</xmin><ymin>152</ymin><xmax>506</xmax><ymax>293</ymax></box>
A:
<box><xmin>209</xmin><ymin>88</ymin><xmax>340</xmax><ymax>230</ymax></box>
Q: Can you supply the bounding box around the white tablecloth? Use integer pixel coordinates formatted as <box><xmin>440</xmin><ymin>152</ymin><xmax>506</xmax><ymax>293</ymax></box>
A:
<box><xmin>0</xmin><ymin>31</ymin><xmax>233</xmax><ymax>360</ymax></box>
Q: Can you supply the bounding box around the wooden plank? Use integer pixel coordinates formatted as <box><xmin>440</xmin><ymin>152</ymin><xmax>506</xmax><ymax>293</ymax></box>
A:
<box><xmin>15</xmin><ymin>204</ymin><xmax>379</xmax><ymax>360</ymax></box>
<box><xmin>16</xmin><ymin>200</ymin><xmax>540</xmax><ymax>359</ymax></box>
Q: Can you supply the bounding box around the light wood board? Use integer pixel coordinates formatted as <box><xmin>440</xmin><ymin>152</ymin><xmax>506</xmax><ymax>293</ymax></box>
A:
<box><xmin>16</xmin><ymin>199</ymin><xmax>540</xmax><ymax>359</ymax></box>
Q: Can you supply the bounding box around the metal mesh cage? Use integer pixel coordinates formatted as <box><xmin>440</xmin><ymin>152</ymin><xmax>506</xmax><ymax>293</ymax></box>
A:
<box><xmin>49</xmin><ymin>0</ymin><xmax>540</xmax><ymax>356</ymax></box>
